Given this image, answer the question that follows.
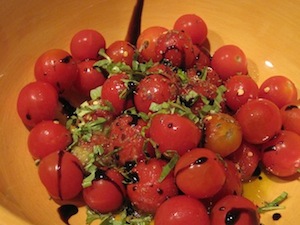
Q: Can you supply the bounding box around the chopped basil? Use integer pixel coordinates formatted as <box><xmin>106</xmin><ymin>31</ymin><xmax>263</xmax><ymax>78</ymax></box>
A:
<box><xmin>258</xmin><ymin>191</ymin><xmax>288</xmax><ymax>213</ymax></box>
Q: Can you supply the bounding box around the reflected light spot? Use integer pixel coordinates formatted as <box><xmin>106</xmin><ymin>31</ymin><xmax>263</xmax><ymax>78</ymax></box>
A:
<box><xmin>264</xmin><ymin>60</ymin><xmax>274</xmax><ymax>68</ymax></box>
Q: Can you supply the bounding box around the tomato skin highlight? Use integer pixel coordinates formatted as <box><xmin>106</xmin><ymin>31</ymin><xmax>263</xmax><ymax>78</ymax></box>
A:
<box><xmin>174</xmin><ymin>148</ymin><xmax>226</xmax><ymax>199</ymax></box>
<box><xmin>210</xmin><ymin>195</ymin><xmax>260</xmax><ymax>225</ymax></box>
<box><xmin>148</xmin><ymin>113</ymin><xmax>202</xmax><ymax>156</ymax></box>
<box><xmin>38</xmin><ymin>151</ymin><xmax>83</xmax><ymax>200</ymax></box>
<box><xmin>17</xmin><ymin>81</ymin><xmax>59</xmax><ymax>128</ymax></box>
<box><xmin>27</xmin><ymin>120</ymin><xmax>72</xmax><ymax>160</ymax></box>
<box><xmin>235</xmin><ymin>98</ymin><xmax>282</xmax><ymax>144</ymax></box>
<box><xmin>154</xmin><ymin>195</ymin><xmax>210</xmax><ymax>225</ymax></box>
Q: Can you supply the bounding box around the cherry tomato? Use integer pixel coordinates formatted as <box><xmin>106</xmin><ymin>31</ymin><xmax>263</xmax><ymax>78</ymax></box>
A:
<box><xmin>193</xmin><ymin>46</ymin><xmax>212</xmax><ymax>70</ymax></box>
<box><xmin>74</xmin><ymin>59</ymin><xmax>106</xmax><ymax>97</ymax></box>
<box><xmin>235</xmin><ymin>98</ymin><xmax>282</xmax><ymax>144</ymax></box>
<box><xmin>174</xmin><ymin>148</ymin><xmax>226</xmax><ymax>199</ymax></box>
<box><xmin>210</xmin><ymin>195</ymin><xmax>260</xmax><ymax>225</ymax></box>
<box><xmin>27</xmin><ymin>120</ymin><xmax>72</xmax><ymax>160</ymax></box>
<box><xmin>224</xmin><ymin>75</ymin><xmax>259</xmax><ymax>112</ymax></box>
<box><xmin>280</xmin><ymin>100</ymin><xmax>300</xmax><ymax>135</ymax></box>
<box><xmin>261</xmin><ymin>130</ymin><xmax>300</xmax><ymax>177</ymax></box>
<box><xmin>209</xmin><ymin>160</ymin><xmax>243</xmax><ymax>204</ymax></box>
<box><xmin>70</xmin><ymin>29</ymin><xmax>106</xmax><ymax>61</ymax></box>
<box><xmin>203</xmin><ymin>112</ymin><xmax>242</xmax><ymax>157</ymax></box>
<box><xmin>101</xmin><ymin>73</ymin><xmax>130</xmax><ymax>116</ymax></box>
<box><xmin>127</xmin><ymin>158</ymin><xmax>178</xmax><ymax>214</ymax></box>
<box><xmin>83</xmin><ymin>168</ymin><xmax>126</xmax><ymax>213</ymax></box>
<box><xmin>34</xmin><ymin>49</ymin><xmax>78</xmax><ymax>93</ymax></box>
<box><xmin>136</xmin><ymin>26</ymin><xmax>168</xmax><ymax>62</ymax></box>
<box><xmin>38</xmin><ymin>151</ymin><xmax>83</xmax><ymax>200</ymax></box>
<box><xmin>106</xmin><ymin>40</ymin><xmax>136</xmax><ymax>66</ymax></box>
<box><xmin>173</xmin><ymin>14</ymin><xmax>208</xmax><ymax>46</ymax></box>
<box><xmin>17</xmin><ymin>81</ymin><xmax>58</xmax><ymax>128</ymax></box>
<box><xmin>146</xmin><ymin>63</ymin><xmax>179</xmax><ymax>84</ymax></box>
<box><xmin>154</xmin><ymin>195</ymin><xmax>210</xmax><ymax>225</ymax></box>
<box><xmin>179</xmin><ymin>79</ymin><xmax>220</xmax><ymax>115</ymax></box>
<box><xmin>148</xmin><ymin>113</ymin><xmax>202</xmax><ymax>156</ymax></box>
<box><xmin>134</xmin><ymin>74</ymin><xmax>178</xmax><ymax>114</ymax></box>
<box><xmin>258</xmin><ymin>75</ymin><xmax>298</xmax><ymax>108</ymax></box>
<box><xmin>109</xmin><ymin>114</ymin><xmax>154</xmax><ymax>165</ymax></box>
<box><xmin>211</xmin><ymin>45</ymin><xmax>248</xmax><ymax>81</ymax></box>
<box><xmin>155</xmin><ymin>30</ymin><xmax>195</xmax><ymax>68</ymax></box>
<box><xmin>227</xmin><ymin>140</ymin><xmax>261</xmax><ymax>182</ymax></box>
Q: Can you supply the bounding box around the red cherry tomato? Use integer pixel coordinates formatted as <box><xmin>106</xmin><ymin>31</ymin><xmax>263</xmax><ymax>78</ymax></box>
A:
<box><xmin>258</xmin><ymin>75</ymin><xmax>298</xmax><ymax>108</ymax></box>
<box><xmin>17</xmin><ymin>81</ymin><xmax>58</xmax><ymax>128</ymax></box>
<box><xmin>209</xmin><ymin>160</ymin><xmax>243</xmax><ymax>204</ymax></box>
<box><xmin>106</xmin><ymin>40</ymin><xmax>136</xmax><ymax>66</ymax></box>
<box><xmin>134</xmin><ymin>74</ymin><xmax>178</xmax><ymax>113</ymax></box>
<box><xmin>174</xmin><ymin>148</ymin><xmax>226</xmax><ymax>199</ymax></box>
<box><xmin>74</xmin><ymin>59</ymin><xmax>106</xmax><ymax>97</ymax></box>
<box><xmin>148</xmin><ymin>113</ymin><xmax>202</xmax><ymax>156</ymax></box>
<box><xmin>136</xmin><ymin>26</ymin><xmax>168</xmax><ymax>62</ymax></box>
<box><xmin>179</xmin><ymin>79</ymin><xmax>220</xmax><ymax>115</ymax></box>
<box><xmin>109</xmin><ymin>114</ymin><xmax>154</xmax><ymax>165</ymax></box>
<box><xmin>280</xmin><ymin>100</ymin><xmax>300</xmax><ymax>135</ymax></box>
<box><xmin>127</xmin><ymin>158</ymin><xmax>178</xmax><ymax>214</ymax></box>
<box><xmin>261</xmin><ymin>130</ymin><xmax>300</xmax><ymax>177</ymax></box>
<box><xmin>211</xmin><ymin>45</ymin><xmax>248</xmax><ymax>81</ymax></box>
<box><xmin>235</xmin><ymin>98</ymin><xmax>282</xmax><ymax>144</ymax></box>
<box><xmin>27</xmin><ymin>120</ymin><xmax>72</xmax><ymax>160</ymax></box>
<box><xmin>210</xmin><ymin>195</ymin><xmax>260</xmax><ymax>225</ymax></box>
<box><xmin>155</xmin><ymin>30</ymin><xmax>195</xmax><ymax>68</ymax></box>
<box><xmin>34</xmin><ymin>49</ymin><xmax>78</xmax><ymax>93</ymax></box>
<box><xmin>154</xmin><ymin>195</ymin><xmax>210</xmax><ymax>225</ymax></box>
<box><xmin>70</xmin><ymin>29</ymin><xmax>106</xmax><ymax>61</ymax></box>
<box><xmin>203</xmin><ymin>113</ymin><xmax>242</xmax><ymax>157</ymax></box>
<box><xmin>38</xmin><ymin>151</ymin><xmax>83</xmax><ymax>200</ymax></box>
<box><xmin>192</xmin><ymin>45</ymin><xmax>212</xmax><ymax>70</ymax></box>
<box><xmin>227</xmin><ymin>140</ymin><xmax>261</xmax><ymax>182</ymax></box>
<box><xmin>173</xmin><ymin>14</ymin><xmax>208</xmax><ymax>46</ymax></box>
<box><xmin>224</xmin><ymin>75</ymin><xmax>259</xmax><ymax>112</ymax></box>
<box><xmin>101</xmin><ymin>73</ymin><xmax>130</xmax><ymax>116</ymax></box>
<box><xmin>83</xmin><ymin>168</ymin><xmax>126</xmax><ymax>213</ymax></box>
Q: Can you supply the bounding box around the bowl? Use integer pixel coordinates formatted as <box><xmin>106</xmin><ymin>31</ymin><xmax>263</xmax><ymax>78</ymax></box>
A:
<box><xmin>1</xmin><ymin>0</ymin><xmax>299</xmax><ymax>224</ymax></box>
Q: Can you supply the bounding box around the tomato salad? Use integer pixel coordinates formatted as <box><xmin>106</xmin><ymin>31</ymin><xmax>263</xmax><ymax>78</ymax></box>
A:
<box><xmin>17</xmin><ymin>12</ymin><xmax>300</xmax><ymax>225</ymax></box>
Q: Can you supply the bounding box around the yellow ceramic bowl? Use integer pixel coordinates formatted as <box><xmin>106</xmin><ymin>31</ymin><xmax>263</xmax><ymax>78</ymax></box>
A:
<box><xmin>1</xmin><ymin>0</ymin><xmax>299</xmax><ymax>224</ymax></box>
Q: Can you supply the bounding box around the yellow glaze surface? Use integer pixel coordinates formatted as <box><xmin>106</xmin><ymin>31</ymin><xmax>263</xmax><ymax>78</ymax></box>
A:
<box><xmin>0</xmin><ymin>0</ymin><xmax>299</xmax><ymax>224</ymax></box>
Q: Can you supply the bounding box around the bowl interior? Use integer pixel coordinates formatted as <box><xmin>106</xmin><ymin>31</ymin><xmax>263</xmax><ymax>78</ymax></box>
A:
<box><xmin>0</xmin><ymin>0</ymin><xmax>299</xmax><ymax>224</ymax></box>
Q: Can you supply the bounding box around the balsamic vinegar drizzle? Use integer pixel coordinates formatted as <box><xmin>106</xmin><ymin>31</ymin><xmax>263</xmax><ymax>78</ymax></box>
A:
<box><xmin>224</xmin><ymin>207</ymin><xmax>259</xmax><ymax>225</ymax></box>
<box><xmin>57</xmin><ymin>204</ymin><xmax>79</xmax><ymax>225</ymax></box>
<box><xmin>125</xmin><ymin>0</ymin><xmax>144</xmax><ymax>45</ymax></box>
